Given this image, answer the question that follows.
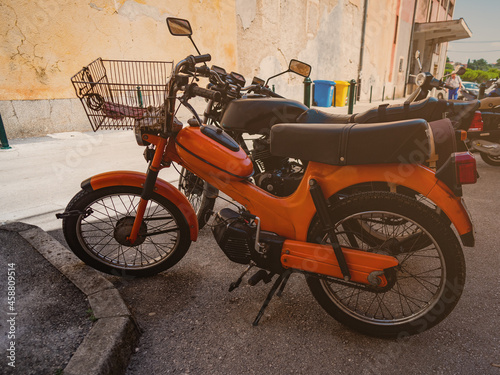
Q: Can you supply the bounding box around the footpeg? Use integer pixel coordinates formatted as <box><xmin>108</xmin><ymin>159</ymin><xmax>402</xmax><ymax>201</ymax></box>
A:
<box><xmin>248</xmin><ymin>270</ymin><xmax>273</xmax><ymax>286</ymax></box>
<box><xmin>56</xmin><ymin>209</ymin><xmax>93</xmax><ymax>219</ymax></box>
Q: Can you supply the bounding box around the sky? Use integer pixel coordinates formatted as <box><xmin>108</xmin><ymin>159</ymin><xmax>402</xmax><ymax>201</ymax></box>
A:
<box><xmin>446</xmin><ymin>0</ymin><xmax>500</xmax><ymax>64</ymax></box>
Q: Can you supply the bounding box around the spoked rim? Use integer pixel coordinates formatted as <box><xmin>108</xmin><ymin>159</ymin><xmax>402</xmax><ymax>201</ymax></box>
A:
<box><xmin>178</xmin><ymin>168</ymin><xmax>204</xmax><ymax>213</ymax></box>
<box><xmin>319</xmin><ymin>210</ymin><xmax>446</xmax><ymax>326</ymax></box>
<box><xmin>76</xmin><ymin>193</ymin><xmax>181</xmax><ymax>270</ymax></box>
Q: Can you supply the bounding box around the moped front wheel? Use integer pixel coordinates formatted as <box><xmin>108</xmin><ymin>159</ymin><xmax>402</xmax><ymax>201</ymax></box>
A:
<box><xmin>178</xmin><ymin>167</ymin><xmax>216</xmax><ymax>229</ymax></box>
<box><xmin>62</xmin><ymin>186</ymin><xmax>191</xmax><ymax>277</ymax></box>
<box><xmin>306</xmin><ymin>192</ymin><xmax>466</xmax><ymax>338</ymax></box>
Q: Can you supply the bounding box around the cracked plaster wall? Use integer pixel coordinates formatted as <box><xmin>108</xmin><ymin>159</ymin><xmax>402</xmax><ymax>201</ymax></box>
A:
<box><xmin>236</xmin><ymin>0</ymin><xmax>407</xmax><ymax>103</ymax></box>
<box><xmin>0</xmin><ymin>0</ymin><xmax>237</xmax><ymax>137</ymax></box>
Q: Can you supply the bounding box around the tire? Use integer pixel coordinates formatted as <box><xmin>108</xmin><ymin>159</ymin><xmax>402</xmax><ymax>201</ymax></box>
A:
<box><xmin>62</xmin><ymin>186</ymin><xmax>191</xmax><ymax>277</ymax></box>
<box><xmin>178</xmin><ymin>167</ymin><xmax>216</xmax><ymax>229</ymax></box>
<box><xmin>480</xmin><ymin>151</ymin><xmax>500</xmax><ymax>166</ymax></box>
<box><xmin>306</xmin><ymin>192</ymin><xmax>466</xmax><ymax>338</ymax></box>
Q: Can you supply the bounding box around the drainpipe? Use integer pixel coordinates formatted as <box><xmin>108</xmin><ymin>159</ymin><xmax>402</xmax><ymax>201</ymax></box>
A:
<box><xmin>403</xmin><ymin>0</ymin><xmax>418</xmax><ymax>97</ymax></box>
<box><xmin>357</xmin><ymin>0</ymin><xmax>369</xmax><ymax>100</ymax></box>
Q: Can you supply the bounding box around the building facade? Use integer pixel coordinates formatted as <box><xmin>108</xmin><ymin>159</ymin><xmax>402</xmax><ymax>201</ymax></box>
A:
<box><xmin>0</xmin><ymin>0</ymin><xmax>469</xmax><ymax>137</ymax></box>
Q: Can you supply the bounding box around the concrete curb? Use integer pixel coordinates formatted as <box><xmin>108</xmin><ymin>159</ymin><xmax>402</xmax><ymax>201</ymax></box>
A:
<box><xmin>1</xmin><ymin>222</ymin><xmax>140</xmax><ymax>375</ymax></box>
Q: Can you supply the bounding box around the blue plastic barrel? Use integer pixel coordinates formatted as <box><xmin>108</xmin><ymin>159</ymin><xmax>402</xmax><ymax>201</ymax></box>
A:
<box><xmin>313</xmin><ymin>80</ymin><xmax>336</xmax><ymax>107</ymax></box>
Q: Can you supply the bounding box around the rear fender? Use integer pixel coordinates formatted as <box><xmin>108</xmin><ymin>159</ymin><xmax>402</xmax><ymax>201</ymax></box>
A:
<box><xmin>310</xmin><ymin>163</ymin><xmax>474</xmax><ymax>247</ymax></box>
<box><xmin>81</xmin><ymin>171</ymin><xmax>198</xmax><ymax>241</ymax></box>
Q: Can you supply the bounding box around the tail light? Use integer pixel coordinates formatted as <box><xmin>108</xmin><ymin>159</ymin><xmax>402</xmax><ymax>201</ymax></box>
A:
<box><xmin>454</xmin><ymin>152</ymin><xmax>477</xmax><ymax>185</ymax></box>
<box><xmin>468</xmin><ymin>111</ymin><xmax>483</xmax><ymax>132</ymax></box>
<box><xmin>436</xmin><ymin>152</ymin><xmax>477</xmax><ymax>196</ymax></box>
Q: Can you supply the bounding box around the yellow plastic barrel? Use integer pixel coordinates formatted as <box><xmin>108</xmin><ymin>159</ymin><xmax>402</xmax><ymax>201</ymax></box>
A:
<box><xmin>333</xmin><ymin>80</ymin><xmax>350</xmax><ymax>107</ymax></box>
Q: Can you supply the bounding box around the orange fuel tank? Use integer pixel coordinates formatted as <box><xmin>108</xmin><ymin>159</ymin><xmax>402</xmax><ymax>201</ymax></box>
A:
<box><xmin>175</xmin><ymin>125</ymin><xmax>254</xmax><ymax>180</ymax></box>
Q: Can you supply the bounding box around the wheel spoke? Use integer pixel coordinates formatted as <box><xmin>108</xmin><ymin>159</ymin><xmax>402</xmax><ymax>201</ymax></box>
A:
<box><xmin>312</xmin><ymin>200</ymin><xmax>454</xmax><ymax>328</ymax></box>
<box><xmin>76</xmin><ymin>192</ymin><xmax>183</xmax><ymax>270</ymax></box>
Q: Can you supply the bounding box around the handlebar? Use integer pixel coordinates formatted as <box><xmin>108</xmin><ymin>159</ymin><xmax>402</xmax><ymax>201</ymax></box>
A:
<box><xmin>185</xmin><ymin>83</ymin><xmax>222</xmax><ymax>101</ymax></box>
<box><xmin>193</xmin><ymin>65</ymin><xmax>211</xmax><ymax>76</ymax></box>
<box><xmin>189</xmin><ymin>54</ymin><xmax>211</xmax><ymax>64</ymax></box>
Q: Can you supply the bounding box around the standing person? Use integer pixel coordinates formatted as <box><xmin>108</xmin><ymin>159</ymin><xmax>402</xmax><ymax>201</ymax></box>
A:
<box><xmin>446</xmin><ymin>73</ymin><xmax>463</xmax><ymax>100</ymax></box>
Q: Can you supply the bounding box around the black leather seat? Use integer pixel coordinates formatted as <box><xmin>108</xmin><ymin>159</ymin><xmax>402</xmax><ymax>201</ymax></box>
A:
<box><xmin>295</xmin><ymin>109</ymin><xmax>355</xmax><ymax>124</ymax></box>
<box><xmin>296</xmin><ymin>97</ymin><xmax>452</xmax><ymax>125</ymax></box>
<box><xmin>270</xmin><ymin>119</ymin><xmax>431</xmax><ymax>166</ymax></box>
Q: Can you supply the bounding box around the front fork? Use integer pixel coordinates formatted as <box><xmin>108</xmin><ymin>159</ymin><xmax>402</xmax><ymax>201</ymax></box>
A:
<box><xmin>127</xmin><ymin>137</ymin><xmax>168</xmax><ymax>244</ymax></box>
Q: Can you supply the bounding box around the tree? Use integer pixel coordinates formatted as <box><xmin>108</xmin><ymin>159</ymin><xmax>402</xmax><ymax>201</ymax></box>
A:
<box><xmin>462</xmin><ymin>70</ymin><xmax>479</xmax><ymax>82</ymax></box>
<box><xmin>468</xmin><ymin>58</ymin><xmax>490</xmax><ymax>71</ymax></box>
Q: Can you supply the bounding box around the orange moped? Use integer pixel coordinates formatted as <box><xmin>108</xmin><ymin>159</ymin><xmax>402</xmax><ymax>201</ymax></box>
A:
<box><xmin>59</xmin><ymin>18</ymin><xmax>477</xmax><ymax>337</ymax></box>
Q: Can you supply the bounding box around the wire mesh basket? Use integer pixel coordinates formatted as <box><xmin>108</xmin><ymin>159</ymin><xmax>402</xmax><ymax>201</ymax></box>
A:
<box><xmin>71</xmin><ymin>58</ymin><xmax>174</xmax><ymax>131</ymax></box>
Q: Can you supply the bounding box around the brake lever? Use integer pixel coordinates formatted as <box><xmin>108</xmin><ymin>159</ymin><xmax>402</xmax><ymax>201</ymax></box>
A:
<box><xmin>178</xmin><ymin>94</ymin><xmax>203</xmax><ymax>127</ymax></box>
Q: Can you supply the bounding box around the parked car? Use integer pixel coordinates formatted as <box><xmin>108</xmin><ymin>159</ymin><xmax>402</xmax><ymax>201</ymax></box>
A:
<box><xmin>458</xmin><ymin>81</ymin><xmax>480</xmax><ymax>100</ymax></box>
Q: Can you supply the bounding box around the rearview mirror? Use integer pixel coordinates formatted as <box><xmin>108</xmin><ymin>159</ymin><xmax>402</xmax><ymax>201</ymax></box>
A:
<box><xmin>454</xmin><ymin>65</ymin><xmax>466</xmax><ymax>75</ymax></box>
<box><xmin>289</xmin><ymin>59</ymin><xmax>311</xmax><ymax>77</ymax></box>
<box><xmin>166</xmin><ymin>18</ymin><xmax>192</xmax><ymax>36</ymax></box>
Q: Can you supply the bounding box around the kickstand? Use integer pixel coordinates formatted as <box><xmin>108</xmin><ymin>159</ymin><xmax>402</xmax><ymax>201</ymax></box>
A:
<box><xmin>276</xmin><ymin>271</ymin><xmax>291</xmax><ymax>297</ymax></box>
<box><xmin>252</xmin><ymin>270</ymin><xmax>292</xmax><ymax>326</ymax></box>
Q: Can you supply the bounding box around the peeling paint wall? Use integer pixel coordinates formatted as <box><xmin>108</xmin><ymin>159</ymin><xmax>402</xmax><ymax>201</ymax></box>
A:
<box><xmin>236</xmin><ymin>0</ymin><xmax>360</xmax><ymax>103</ymax></box>
<box><xmin>0</xmin><ymin>0</ymin><xmax>237</xmax><ymax>101</ymax></box>
<box><xmin>234</xmin><ymin>0</ymin><xmax>407</xmax><ymax>103</ymax></box>
<box><xmin>0</xmin><ymin>0</ymin><xmax>237</xmax><ymax>137</ymax></box>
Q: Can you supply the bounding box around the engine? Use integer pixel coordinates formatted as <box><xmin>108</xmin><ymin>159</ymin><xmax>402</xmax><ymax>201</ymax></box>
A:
<box><xmin>212</xmin><ymin>208</ymin><xmax>285</xmax><ymax>273</ymax></box>
<box><xmin>251</xmin><ymin>137</ymin><xmax>304</xmax><ymax>196</ymax></box>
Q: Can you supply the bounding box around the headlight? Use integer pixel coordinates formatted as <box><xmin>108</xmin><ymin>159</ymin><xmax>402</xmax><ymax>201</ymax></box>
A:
<box><xmin>415</xmin><ymin>73</ymin><xmax>427</xmax><ymax>87</ymax></box>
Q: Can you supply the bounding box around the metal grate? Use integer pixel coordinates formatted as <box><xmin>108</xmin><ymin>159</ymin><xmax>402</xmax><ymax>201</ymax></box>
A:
<box><xmin>71</xmin><ymin>58</ymin><xmax>173</xmax><ymax>131</ymax></box>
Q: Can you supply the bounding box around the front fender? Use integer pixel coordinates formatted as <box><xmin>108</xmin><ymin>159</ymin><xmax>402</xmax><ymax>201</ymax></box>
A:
<box><xmin>81</xmin><ymin>171</ymin><xmax>198</xmax><ymax>241</ymax></box>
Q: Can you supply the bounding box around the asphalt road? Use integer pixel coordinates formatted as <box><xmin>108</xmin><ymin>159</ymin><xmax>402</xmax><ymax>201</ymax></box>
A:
<box><xmin>47</xmin><ymin>157</ymin><xmax>500</xmax><ymax>375</ymax></box>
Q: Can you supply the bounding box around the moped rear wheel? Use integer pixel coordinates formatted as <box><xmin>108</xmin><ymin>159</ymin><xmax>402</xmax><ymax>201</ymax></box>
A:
<box><xmin>178</xmin><ymin>167</ymin><xmax>216</xmax><ymax>229</ymax></box>
<box><xmin>306</xmin><ymin>192</ymin><xmax>466</xmax><ymax>338</ymax></box>
<box><xmin>62</xmin><ymin>186</ymin><xmax>191</xmax><ymax>277</ymax></box>
<box><xmin>480</xmin><ymin>151</ymin><xmax>500</xmax><ymax>166</ymax></box>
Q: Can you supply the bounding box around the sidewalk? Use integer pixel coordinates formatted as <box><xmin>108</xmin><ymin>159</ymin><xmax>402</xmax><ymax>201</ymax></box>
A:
<box><xmin>0</xmin><ymin>222</ymin><xmax>139</xmax><ymax>374</ymax></box>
